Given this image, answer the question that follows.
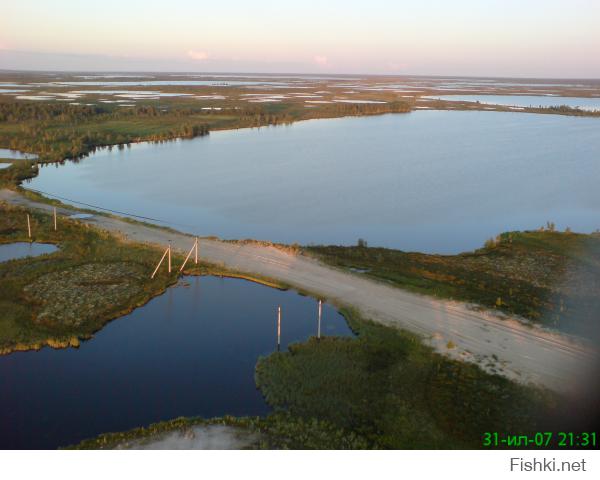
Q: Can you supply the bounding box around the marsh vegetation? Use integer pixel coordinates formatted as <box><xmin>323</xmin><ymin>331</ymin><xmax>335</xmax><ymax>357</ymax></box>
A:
<box><xmin>0</xmin><ymin>99</ymin><xmax>410</xmax><ymax>182</ymax></box>
<box><xmin>74</xmin><ymin>308</ymin><xmax>565</xmax><ymax>450</ymax></box>
<box><xmin>0</xmin><ymin>203</ymin><xmax>276</xmax><ymax>354</ymax></box>
<box><xmin>255</xmin><ymin>308</ymin><xmax>562</xmax><ymax>448</ymax></box>
<box><xmin>307</xmin><ymin>230</ymin><xmax>600</xmax><ymax>338</ymax></box>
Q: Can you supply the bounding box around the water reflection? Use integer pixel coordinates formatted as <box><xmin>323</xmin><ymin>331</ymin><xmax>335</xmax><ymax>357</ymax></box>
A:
<box><xmin>0</xmin><ymin>276</ymin><xmax>353</xmax><ymax>449</ymax></box>
<box><xmin>0</xmin><ymin>242</ymin><xmax>58</xmax><ymax>262</ymax></box>
<box><xmin>27</xmin><ymin>111</ymin><xmax>600</xmax><ymax>253</ymax></box>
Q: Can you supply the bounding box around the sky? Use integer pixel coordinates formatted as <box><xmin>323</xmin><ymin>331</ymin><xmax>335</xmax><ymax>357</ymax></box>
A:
<box><xmin>1</xmin><ymin>0</ymin><xmax>599</xmax><ymax>77</ymax></box>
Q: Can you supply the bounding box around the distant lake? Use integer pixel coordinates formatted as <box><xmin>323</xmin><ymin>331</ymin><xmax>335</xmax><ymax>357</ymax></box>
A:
<box><xmin>0</xmin><ymin>148</ymin><xmax>37</xmax><ymax>160</ymax></box>
<box><xmin>427</xmin><ymin>95</ymin><xmax>600</xmax><ymax>111</ymax></box>
<box><xmin>0</xmin><ymin>276</ymin><xmax>352</xmax><ymax>449</ymax></box>
<box><xmin>27</xmin><ymin>111</ymin><xmax>600</xmax><ymax>254</ymax></box>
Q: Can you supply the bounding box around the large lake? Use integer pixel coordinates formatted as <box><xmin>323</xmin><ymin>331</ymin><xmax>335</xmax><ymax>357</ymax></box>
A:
<box><xmin>26</xmin><ymin>111</ymin><xmax>600</xmax><ymax>253</ymax></box>
<box><xmin>0</xmin><ymin>276</ymin><xmax>352</xmax><ymax>449</ymax></box>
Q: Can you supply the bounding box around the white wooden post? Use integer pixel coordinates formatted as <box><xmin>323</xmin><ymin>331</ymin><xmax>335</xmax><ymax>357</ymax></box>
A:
<box><xmin>317</xmin><ymin>300</ymin><xmax>322</xmax><ymax>339</ymax></box>
<box><xmin>179</xmin><ymin>238</ymin><xmax>198</xmax><ymax>272</ymax></box>
<box><xmin>53</xmin><ymin>207</ymin><xmax>57</xmax><ymax>231</ymax></box>
<box><xmin>151</xmin><ymin>246</ymin><xmax>170</xmax><ymax>279</ymax></box>
<box><xmin>168</xmin><ymin>243</ymin><xmax>171</xmax><ymax>273</ymax></box>
<box><xmin>195</xmin><ymin>237</ymin><xmax>198</xmax><ymax>264</ymax></box>
<box><xmin>277</xmin><ymin>306</ymin><xmax>281</xmax><ymax>350</ymax></box>
<box><xmin>27</xmin><ymin>214</ymin><xmax>31</xmax><ymax>239</ymax></box>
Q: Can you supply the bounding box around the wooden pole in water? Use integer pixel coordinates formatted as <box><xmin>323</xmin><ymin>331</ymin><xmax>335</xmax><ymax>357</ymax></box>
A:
<box><xmin>317</xmin><ymin>299</ymin><xmax>322</xmax><ymax>339</ymax></box>
<box><xmin>151</xmin><ymin>246</ymin><xmax>170</xmax><ymax>279</ymax></box>
<box><xmin>277</xmin><ymin>306</ymin><xmax>281</xmax><ymax>351</ymax></box>
<box><xmin>53</xmin><ymin>207</ymin><xmax>57</xmax><ymax>231</ymax></box>
<box><xmin>168</xmin><ymin>243</ymin><xmax>172</xmax><ymax>273</ymax></box>
<box><xmin>27</xmin><ymin>214</ymin><xmax>31</xmax><ymax>239</ymax></box>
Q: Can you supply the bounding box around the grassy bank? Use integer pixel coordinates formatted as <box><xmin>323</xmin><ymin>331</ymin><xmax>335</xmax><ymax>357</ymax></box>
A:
<box><xmin>306</xmin><ymin>230</ymin><xmax>600</xmax><ymax>338</ymax></box>
<box><xmin>0</xmin><ymin>157</ymin><xmax>37</xmax><ymax>188</ymax></box>
<box><xmin>255</xmin><ymin>308</ymin><xmax>562</xmax><ymax>449</ymax></box>
<box><xmin>0</xmin><ymin>202</ymin><xmax>176</xmax><ymax>353</ymax></box>
<box><xmin>70</xmin><ymin>413</ymin><xmax>369</xmax><ymax>450</ymax></box>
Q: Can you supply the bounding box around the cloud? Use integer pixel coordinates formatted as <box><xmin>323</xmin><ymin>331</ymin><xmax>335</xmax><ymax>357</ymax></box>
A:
<box><xmin>187</xmin><ymin>50</ymin><xmax>209</xmax><ymax>61</ymax></box>
<box><xmin>387</xmin><ymin>61</ymin><xmax>408</xmax><ymax>72</ymax></box>
<box><xmin>313</xmin><ymin>55</ymin><xmax>328</xmax><ymax>66</ymax></box>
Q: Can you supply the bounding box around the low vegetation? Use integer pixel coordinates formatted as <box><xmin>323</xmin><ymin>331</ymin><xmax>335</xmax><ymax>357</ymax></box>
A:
<box><xmin>306</xmin><ymin>230</ymin><xmax>600</xmax><ymax>338</ymax></box>
<box><xmin>255</xmin><ymin>308</ymin><xmax>562</xmax><ymax>449</ymax></box>
<box><xmin>0</xmin><ymin>102</ymin><xmax>211</xmax><ymax>166</ymax></box>
<box><xmin>0</xmin><ymin>203</ymin><xmax>174</xmax><ymax>352</ymax></box>
<box><xmin>0</xmin><ymin>158</ymin><xmax>34</xmax><ymax>188</ymax></box>
<box><xmin>70</xmin><ymin>413</ymin><xmax>369</xmax><ymax>450</ymax></box>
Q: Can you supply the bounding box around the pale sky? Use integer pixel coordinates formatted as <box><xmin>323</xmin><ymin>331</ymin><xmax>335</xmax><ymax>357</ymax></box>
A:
<box><xmin>2</xmin><ymin>0</ymin><xmax>599</xmax><ymax>77</ymax></box>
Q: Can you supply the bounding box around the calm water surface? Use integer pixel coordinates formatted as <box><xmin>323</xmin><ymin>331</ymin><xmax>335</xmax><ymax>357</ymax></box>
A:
<box><xmin>27</xmin><ymin>111</ymin><xmax>600</xmax><ymax>253</ymax></box>
<box><xmin>429</xmin><ymin>95</ymin><xmax>600</xmax><ymax>111</ymax></box>
<box><xmin>0</xmin><ymin>242</ymin><xmax>58</xmax><ymax>262</ymax></box>
<box><xmin>0</xmin><ymin>148</ymin><xmax>37</xmax><ymax>160</ymax></box>
<box><xmin>0</xmin><ymin>276</ymin><xmax>352</xmax><ymax>449</ymax></box>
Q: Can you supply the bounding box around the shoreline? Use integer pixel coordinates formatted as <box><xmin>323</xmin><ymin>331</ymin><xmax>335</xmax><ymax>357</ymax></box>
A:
<box><xmin>2</xmin><ymin>188</ymin><xmax>597</xmax><ymax>393</ymax></box>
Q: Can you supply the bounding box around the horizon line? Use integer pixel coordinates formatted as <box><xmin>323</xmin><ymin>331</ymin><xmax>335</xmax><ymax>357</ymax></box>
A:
<box><xmin>1</xmin><ymin>68</ymin><xmax>600</xmax><ymax>82</ymax></box>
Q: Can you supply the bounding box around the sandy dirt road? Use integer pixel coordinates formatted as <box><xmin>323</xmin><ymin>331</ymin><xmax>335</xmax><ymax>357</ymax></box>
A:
<box><xmin>2</xmin><ymin>188</ymin><xmax>598</xmax><ymax>393</ymax></box>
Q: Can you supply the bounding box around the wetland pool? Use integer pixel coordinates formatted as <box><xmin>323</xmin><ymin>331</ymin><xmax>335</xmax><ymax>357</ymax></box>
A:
<box><xmin>0</xmin><ymin>242</ymin><xmax>58</xmax><ymax>262</ymax></box>
<box><xmin>0</xmin><ymin>276</ymin><xmax>352</xmax><ymax>449</ymax></box>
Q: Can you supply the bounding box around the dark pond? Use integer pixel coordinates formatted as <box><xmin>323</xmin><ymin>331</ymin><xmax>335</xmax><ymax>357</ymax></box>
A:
<box><xmin>0</xmin><ymin>242</ymin><xmax>58</xmax><ymax>262</ymax></box>
<box><xmin>0</xmin><ymin>276</ymin><xmax>353</xmax><ymax>449</ymax></box>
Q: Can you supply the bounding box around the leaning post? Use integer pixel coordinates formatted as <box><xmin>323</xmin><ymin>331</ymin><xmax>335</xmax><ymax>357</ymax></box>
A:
<box><xmin>53</xmin><ymin>207</ymin><xmax>57</xmax><ymax>231</ymax></box>
<box><xmin>179</xmin><ymin>238</ymin><xmax>198</xmax><ymax>272</ymax></box>
<box><xmin>151</xmin><ymin>246</ymin><xmax>170</xmax><ymax>279</ymax></box>
<box><xmin>27</xmin><ymin>214</ymin><xmax>31</xmax><ymax>239</ymax></box>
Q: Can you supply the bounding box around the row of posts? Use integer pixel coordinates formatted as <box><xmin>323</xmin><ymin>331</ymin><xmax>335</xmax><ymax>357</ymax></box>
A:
<box><xmin>149</xmin><ymin>231</ymin><xmax>330</xmax><ymax>350</ymax></box>
<box><xmin>150</xmin><ymin>237</ymin><xmax>199</xmax><ymax>279</ymax></box>
<box><xmin>151</xmin><ymin>239</ymin><xmax>325</xmax><ymax>349</ymax></box>
<box><xmin>26</xmin><ymin>209</ymin><xmax>325</xmax><ymax>349</ymax></box>
<box><xmin>276</xmin><ymin>299</ymin><xmax>322</xmax><ymax>351</ymax></box>
<box><xmin>25</xmin><ymin>207</ymin><xmax>58</xmax><ymax>239</ymax></box>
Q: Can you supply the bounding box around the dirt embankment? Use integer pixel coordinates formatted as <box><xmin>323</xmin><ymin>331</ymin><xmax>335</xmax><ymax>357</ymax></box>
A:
<box><xmin>2</xmin><ymin>188</ymin><xmax>598</xmax><ymax>394</ymax></box>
